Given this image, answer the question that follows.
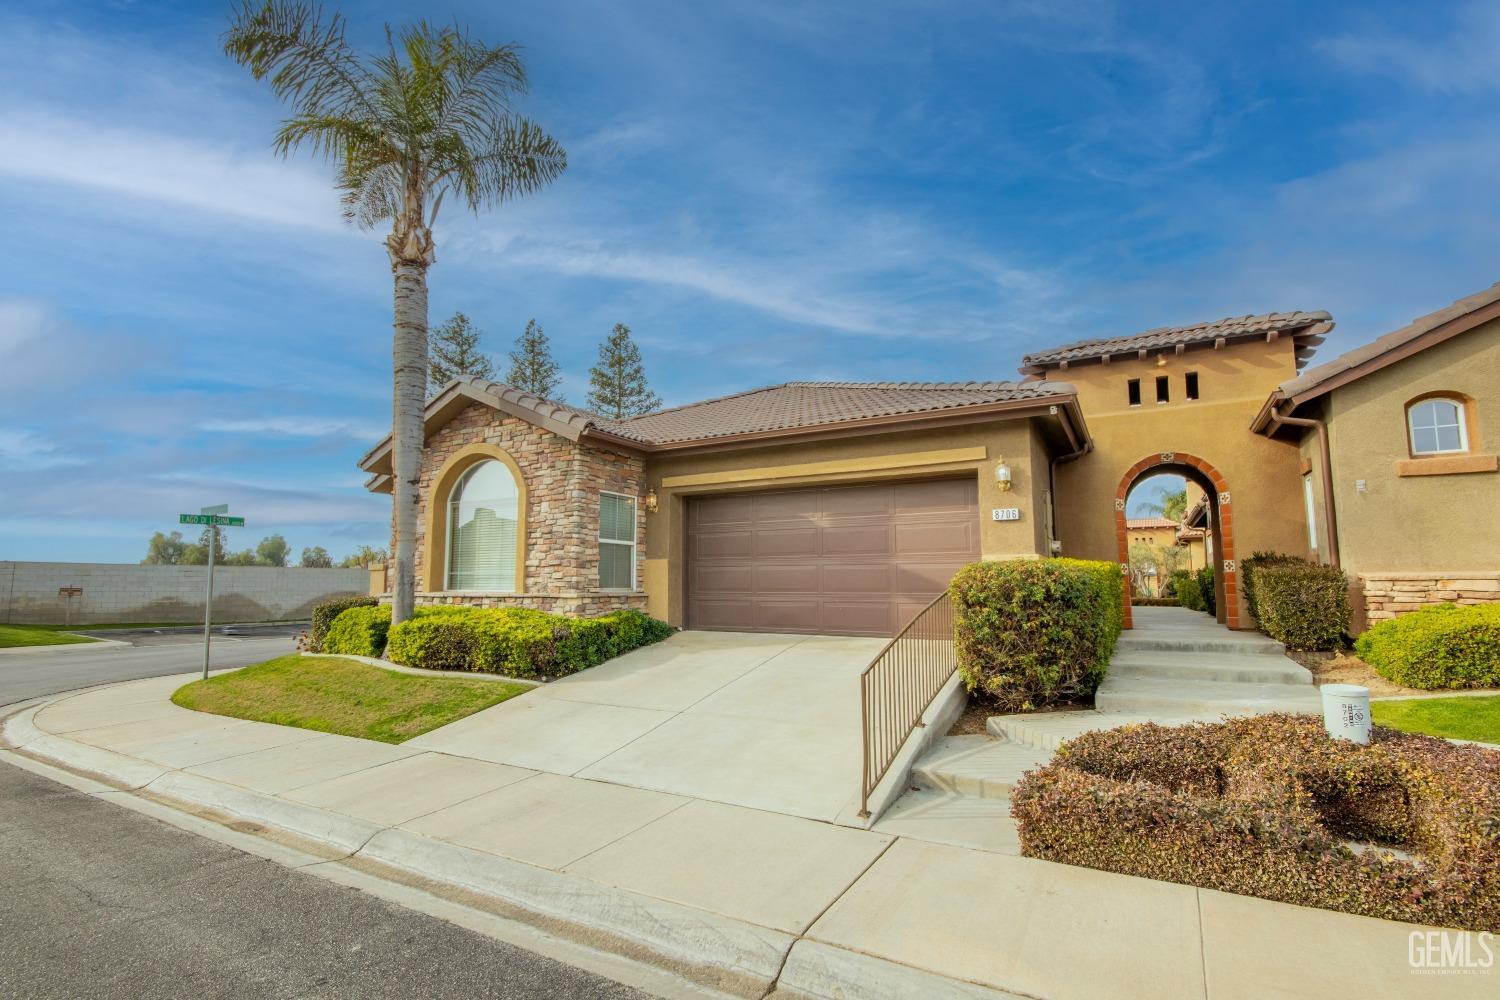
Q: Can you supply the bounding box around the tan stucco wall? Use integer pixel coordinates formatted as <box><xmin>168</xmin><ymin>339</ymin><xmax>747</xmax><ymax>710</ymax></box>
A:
<box><xmin>1320</xmin><ymin>317</ymin><xmax>1500</xmax><ymax>577</ymax></box>
<box><xmin>641</xmin><ymin>419</ymin><xmax>1054</xmax><ymax>625</ymax></box>
<box><xmin>1048</xmin><ymin>336</ymin><xmax>1312</xmax><ymax>626</ymax></box>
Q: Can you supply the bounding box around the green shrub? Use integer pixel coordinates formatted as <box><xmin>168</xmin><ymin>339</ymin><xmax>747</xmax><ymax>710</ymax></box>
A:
<box><xmin>1355</xmin><ymin>603</ymin><xmax>1500</xmax><ymax>689</ymax></box>
<box><xmin>951</xmin><ymin>558</ymin><xmax>1123</xmax><ymax>712</ymax></box>
<box><xmin>1197</xmin><ymin>566</ymin><xmax>1216</xmax><ymax>617</ymax></box>
<box><xmin>385</xmin><ymin>605</ymin><xmax>675</xmax><ymax>678</ymax></box>
<box><xmin>1172</xmin><ymin>570</ymin><xmax>1206</xmax><ymax>612</ymax></box>
<box><xmin>1246</xmin><ymin>558</ymin><xmax>1350</xmax><ymax>651</ymax></box>
<box><xmin>1240</xmin><ymin>551</ymin><xmax>1302</xmax><ymax>624</ymax></box>
<box><xmin>1011</xmin><ymin>714</ymin><xmax>1500</xmax><ymax>932</ymax></box>
<box><xmin>323</xmin><ymin>604</ymin><xmax>392</xmax><ymax>658</ymax></box>
<box><xmin>309</xmin><ymin>596</ymin><xmax>377</xmax><ymax>652</ymax></box>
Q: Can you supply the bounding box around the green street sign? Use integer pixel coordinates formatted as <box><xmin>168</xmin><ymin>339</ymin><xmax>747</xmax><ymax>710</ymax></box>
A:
<box><xmin>179</xmin><ymin>514</ymin><xmax>245</xmax><ymax>527</ymax></box>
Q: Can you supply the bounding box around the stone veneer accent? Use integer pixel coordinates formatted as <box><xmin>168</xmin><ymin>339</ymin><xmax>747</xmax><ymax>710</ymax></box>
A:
<box><xmin>1360</xmin><ymin>572</ymin><xmax>1500</xmax><ymax>623</ymax></box>
<box><xmin>397</xmin><ymin>402</ymin><xmax>647</xmax><ymax>617</ymax></box>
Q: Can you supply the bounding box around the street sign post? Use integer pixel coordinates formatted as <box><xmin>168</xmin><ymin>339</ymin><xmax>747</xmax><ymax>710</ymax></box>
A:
<box><xmin>179</xmin><ymin>505</ymin><xmax>244</xmax><ymax>679</ymax></box>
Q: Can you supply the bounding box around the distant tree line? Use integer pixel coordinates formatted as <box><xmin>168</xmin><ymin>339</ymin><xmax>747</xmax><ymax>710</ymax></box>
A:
<box><xmin>142</xmin><ymin>530</ymin><xmax>388</xmax><ymax>569</ymax></box>
<box><xmin>428</xmin><ymin>313</ymin><xmax>661</xmax><ymax>418</ymax></box>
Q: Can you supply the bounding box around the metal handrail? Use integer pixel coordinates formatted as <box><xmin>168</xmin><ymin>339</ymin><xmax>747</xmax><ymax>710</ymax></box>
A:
<box><xmin>858</xmin><ymin>591</ymin><xmax>957</xmax><ymax>817</ymax></box>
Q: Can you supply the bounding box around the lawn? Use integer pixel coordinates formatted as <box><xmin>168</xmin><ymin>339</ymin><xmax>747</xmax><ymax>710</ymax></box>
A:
<box><xmin>1373</xmin><ymin>695</ymin><xmax>1500</xmax><ymax>745</ymax></box>
<box><xmin>0</xmin><ymin>624</ymin><xmax>98</xmax><ymax>648</ymax></box>
<box><xmin>171</xmin><ymin>655</ymin><xmax>528</xmax><ymax>744</ymax></box>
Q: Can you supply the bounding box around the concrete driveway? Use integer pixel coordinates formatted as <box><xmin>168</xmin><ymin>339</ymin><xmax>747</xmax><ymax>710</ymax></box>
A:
<box><xmin>407</xmin><ymin>631</ymin><xmax>885</xmax><ymax>823</ymax></box>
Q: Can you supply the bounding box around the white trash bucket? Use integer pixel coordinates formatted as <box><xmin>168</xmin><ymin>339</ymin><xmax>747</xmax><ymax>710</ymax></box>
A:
<box><xmin>1321</xmin><ymin>684</ymin><xmax>1371</xmax><ymax>744</ymax></box>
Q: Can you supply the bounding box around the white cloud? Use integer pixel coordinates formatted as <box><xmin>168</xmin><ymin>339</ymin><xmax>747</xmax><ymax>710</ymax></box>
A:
<box><xmin>0</xmin><ymin>107</ymin><xmax>345</xmax><ymax>232</ymax></box>
<box><xmin>1320</xmin><ymin>4</ymin><xmax>1500</xmax><ymax>93</ymax></box>
<box><xmin>200</xmin><ymin>416</ymin><xmax>387</xmax><ymax>440</ymax></box>
<box><xmin>0</xmin><ymin>429</ymin><xmax>84</xmax><ymax>470</ymax></box>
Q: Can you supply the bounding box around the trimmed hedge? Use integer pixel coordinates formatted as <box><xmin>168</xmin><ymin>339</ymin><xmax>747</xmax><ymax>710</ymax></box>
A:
<box><xmin>1171</xmin><ymin>569</ymin><xmax>1206</xmax><ymax>612</ymax></box>
<box><xmin>1240</xmin><ymin>551</ymin><xmax>1301</xmax><ymax>624</ymax></box>
<box><xmin>1355</xmin><ymin>603</ymin><xmax>1500</xmax><ymax>689</ymax></box>
<box><xmin>951</xmin><ymin>558</ymin><xmax>1124</xmax><ymax>712</ymax></box>
<box><xmin>1197</xmin><ymin>566</ymin><xmax>1216</xmax><ymax>617</ymax></box>
<box><xmin>309</xmin><ymin>595</ymin><xmax>377</xmax><ymax>652</ymax></box>
<box><xmin>1011</xmin><ymin>714</ymin><xmax>1500</xmax><ymax>932</ymax></box>
<box><xmin>322</xmin><ymin>604</ymin><xmax>392</xmax><ymax>658</ymax></box>
<box><xmin>1243</xmin><ymin>554</ymin><xmax>1349</xmax><ymax>651</ymax></box>
<box><xmin>383</xmin><ymin>606</ymin><xmax>674</xmax><ymax>679</ymax></box>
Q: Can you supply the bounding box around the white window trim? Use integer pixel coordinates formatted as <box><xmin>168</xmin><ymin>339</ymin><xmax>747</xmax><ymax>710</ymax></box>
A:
<box><xmin>1407</xmin><ymin>398</ymin><xmax>1469</xmax><ymax>456</ymax></box>
<box><xmin>444</xmin><ymin>462</ymin><xmax>521</xmax><ymax>595</ymax></box>
<box><xmin>598</xmin><ymin>490</ymin><xmax>639</xmax><ymax>593</ymax></box>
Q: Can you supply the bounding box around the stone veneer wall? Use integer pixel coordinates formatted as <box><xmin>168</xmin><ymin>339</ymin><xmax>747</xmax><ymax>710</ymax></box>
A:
<box><xmin>1360</xmin><ymin>572</ymin><xmax>1500</xmax><ymax>625</ymax></box>
<box><xmin>406</xmin><ymin>403</ymin><xmax>647</xmax><ymax>617</ymax></box>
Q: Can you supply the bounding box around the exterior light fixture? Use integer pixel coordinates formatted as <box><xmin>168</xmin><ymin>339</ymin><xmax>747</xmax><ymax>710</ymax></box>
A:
<box><xmin>995</xmin><ymin>458</ymin><xmax>1013</xmax><ymax>492</ymax></box>
<box><xmin>1156</xmin><ymin>354</ymin><xmax>1168</xmax><ymax>367</ymax></box>
<box><xmin>644</xmin><ymin>489</ymin><xmax>659</xmax><ymax>513</ymax></box>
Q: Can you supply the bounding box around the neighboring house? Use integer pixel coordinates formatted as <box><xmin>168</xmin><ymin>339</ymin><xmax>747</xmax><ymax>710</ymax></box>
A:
<box><xmin>360</xmin><ymin>379</ymin><xmax>1088</xmax><ymax>636</ymax></box>
<box><xmin>358</xmin><ymin>281</ymin><xmax>1499</xmax><ymax>637</ymax></box>
<box><xmin>1252</xmin><ymin>281</ymin><xmax>1500</xmax><ymax>629</ymax></box>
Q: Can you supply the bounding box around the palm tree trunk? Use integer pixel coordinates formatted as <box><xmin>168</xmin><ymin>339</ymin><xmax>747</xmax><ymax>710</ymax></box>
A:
<box><xmin>390</xmin><ymin>259</ymin><xmax>429</xmax><ymax>625</ymax></box>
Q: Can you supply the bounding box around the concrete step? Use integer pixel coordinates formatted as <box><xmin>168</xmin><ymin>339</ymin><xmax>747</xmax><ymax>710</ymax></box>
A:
<box><xmin>1116</xmin><ymin>632</ymin><xmax>1286</xmax><ymax>656</ymax></box>
<box><xmin>1094</xmin><ymin>675</ymin><xmax>1323</xmax><ymax>716</ymax></box>
<box><xmin>871</xmin><ymin>786</ymin><xmax>1022</xmax><ymax>855</ymax></box>
<box><xmin>984</xmin><ymin>711</ymin><xmax>1203</xmax><ymax>752</ymax></box>
<box><xmin>1108</xmin><ymin>650</ymin><xmax>1313</xmax><ymax>686</ymax></box>
<box><xmin>909</xmin><ymin>735</ymin><xmax>1053</xmax><ymax>799</ymax></box>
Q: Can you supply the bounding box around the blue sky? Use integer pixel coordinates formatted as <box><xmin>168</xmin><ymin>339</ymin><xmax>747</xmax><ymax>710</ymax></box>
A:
<box><xmin>2</xmin><ymin>1</ymin><xmax>1498</xmax><ymax>562</ymax></box>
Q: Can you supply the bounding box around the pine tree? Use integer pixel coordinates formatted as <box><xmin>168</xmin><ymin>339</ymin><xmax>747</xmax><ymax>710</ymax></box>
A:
<box><xmin>428</xmin><ymin>312</ymin><xmax>496</xmax><ymax>395</ymax></box>
<box><xmin>587</xmin><ymin>323</ymin><xmax>662</xmax><ymax>418</ymax></box>
<box><xmin>506</xmin><ymin>319</ymin><xmax>563</xmax><ymax>399</ymax></box>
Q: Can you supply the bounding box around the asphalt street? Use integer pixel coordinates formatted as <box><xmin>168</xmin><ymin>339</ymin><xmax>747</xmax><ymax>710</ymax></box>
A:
<box><xmin>0</xmin><ymin>629</ymin><xmax>299</xmax><ymax>706</ymax></box>
<box><xmin>0</xmin><ymin>760</ymin><xmax>650</xmax><ymax>999</ymax></box>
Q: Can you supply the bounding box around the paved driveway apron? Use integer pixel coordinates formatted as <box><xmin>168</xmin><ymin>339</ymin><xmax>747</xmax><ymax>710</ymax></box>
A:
<box><xmin>407</xmin><ymin>630</ymin><xmax>885</xmax><ymax>823</ymax></box>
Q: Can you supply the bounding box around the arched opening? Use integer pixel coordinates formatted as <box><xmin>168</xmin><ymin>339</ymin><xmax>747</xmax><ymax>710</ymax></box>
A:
<box><xmin>1115</xmin><ymin>453</ymin><xmax>1238</xmax><ymax>630</ymax></box>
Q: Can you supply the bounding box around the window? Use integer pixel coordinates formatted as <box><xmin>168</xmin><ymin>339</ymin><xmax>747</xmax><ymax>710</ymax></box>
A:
<box><xmin>1302</xmin><ymin>474</ymin><xmax>1318</xmax><ymax>552</ymax></box>
<box><xmin>1155</xmin><ymin>375</ymin><xmax>1170</xmax><ymax>403</ymax></box>
<box><xmin>446</xmin><ymin>460</ymin><xmax>519</xmax><ymax>591</ymax></box>
<box><xmin>1407</xmin><ymin>398</ymin><xmax>1468</xmax><ymax>455</ymax></box>
<box><xmin>1127</xmin><ymin>379</ymin><xmax>1141</xmax><ymax>406</ymax></box>
<box><xmin>599</xmin><ymin>493</ymin><xmax>637</xmax><ymax>590</ymax></box>
<box><xmin>1185</xmin><ymin>372</ymin><xmax>1200</xmax><ymax>400</ymax></box>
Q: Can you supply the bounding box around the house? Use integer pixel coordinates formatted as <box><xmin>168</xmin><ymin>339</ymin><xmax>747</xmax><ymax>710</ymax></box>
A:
<box><xmin>1251</xmin><ymin>281</ymin><xmax>1500</xmax><ymax>629</ymax></box>
<box><xmin>358</xmin><ymin>282</ymin><xmax>1500</xmax><ymax>637</ymax></box>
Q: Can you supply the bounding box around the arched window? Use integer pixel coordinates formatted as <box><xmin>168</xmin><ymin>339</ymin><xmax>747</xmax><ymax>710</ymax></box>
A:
<box><xmin>445</xmin><ymin>460</ymin><xmax>520</xmax><ymax>591</ymax></box>
<box><xmin>1407</xmin><ymin>397</ymin><xmax>1469</xmax><ymax>456</ymax></box>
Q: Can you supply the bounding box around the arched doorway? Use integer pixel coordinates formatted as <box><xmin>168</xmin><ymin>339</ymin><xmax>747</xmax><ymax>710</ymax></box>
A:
<box><xmin>1115</xmin><ymin>453</ymin><xmax>1239</xmax><ymax>630</ymax></box>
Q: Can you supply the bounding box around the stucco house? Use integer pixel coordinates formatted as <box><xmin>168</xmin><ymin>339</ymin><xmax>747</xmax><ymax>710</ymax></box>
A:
<box><xmin>358</xmin><ymin>280</ymin><xmax>1500</xmax><ymax>637</ymax></box>
<box><xmin>1252</xmin><ymin>281</ymin><xmax>1500</xmax><ymax>629</ymax></box>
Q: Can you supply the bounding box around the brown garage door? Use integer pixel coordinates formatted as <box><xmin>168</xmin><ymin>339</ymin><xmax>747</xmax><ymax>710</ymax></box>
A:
<box><xmin>686</xmin><ymin>478</ymin><xmax>981</xmax><ymax>637</ymax></box>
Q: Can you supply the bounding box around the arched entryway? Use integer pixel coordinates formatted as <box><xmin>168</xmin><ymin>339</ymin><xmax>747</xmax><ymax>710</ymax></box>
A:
<box><xmin>1115</xmin><ymin>453</ymin><xmax>1239</xmax><ymax>630</ymax></box>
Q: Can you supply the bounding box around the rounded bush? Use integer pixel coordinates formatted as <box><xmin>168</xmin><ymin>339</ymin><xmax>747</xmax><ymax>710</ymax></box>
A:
<box><xmin>309</xmin><ymin>596</ymin><xmax>377</xmax><ymax>652</ymax></box>
<box><xmin>1355</xmin><ymin>603</ymin><xmax>1500</xmax><ymax>689</ymax></box>
<box><xmin>951</xmin><ymin>558</ymin><xmax>1123</xmax><ymax>712</ymax></box>
<box><xmin>322</xmin><ymin>604</ymin><xmax>391</xmax><ymax>658</ymax></box>
<box><xmin>1012</xmin><ymin>715</ymin><xmax>1500</xmax><ymax>931</ymax></box>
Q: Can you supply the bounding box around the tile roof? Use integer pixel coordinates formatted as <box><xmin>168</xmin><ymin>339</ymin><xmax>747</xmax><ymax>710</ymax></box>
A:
<box><xmin>1274</xmin><ymin>281</ymin><xmax>1500</xmax><ymax>403</ymax></box>
<box><xmin>603</xmin><ymin>380</ymin><xmax>1074</xmax><ymax>446</ymax></box>
<box><xmin>1125</xmin><ymin>517</ymin><xmax>1181</xmax><ymax>530</ymax></box>
<box><xmin>1021</xmin><ymin>311</ymin><xmax>1332</xmax><ymax>373</ymax></box>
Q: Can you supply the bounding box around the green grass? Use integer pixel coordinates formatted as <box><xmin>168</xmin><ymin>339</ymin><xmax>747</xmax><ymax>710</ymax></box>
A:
<box><xmin>172</xmin><ymin>654</ymin><xmax>528</xmax><ymax>744</ymax></box>
<box><xmin>0</xmin><ymin>624</ymin><xmax>98</xmax><ymax>648</ymax></box>
<box><xmin>1373</xmin><ymin>695</ymin><xmax>1500</xmax><ymax>745</ymax></box>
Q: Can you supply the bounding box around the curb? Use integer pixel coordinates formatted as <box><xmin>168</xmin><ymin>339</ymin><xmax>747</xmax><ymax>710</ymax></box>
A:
<box><xmin>5</xmin><ymin>686</ymin><xmax>1013</xmax><ymax>1000</ymax></box>
<box><xmin>0</xmin><ymin>636</ymin><xmax>130</xmax><ymax>656</ymax></box>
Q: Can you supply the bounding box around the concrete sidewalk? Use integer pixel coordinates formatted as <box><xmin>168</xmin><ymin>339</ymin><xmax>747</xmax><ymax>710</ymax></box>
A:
<box><xmin>3</xmin><ymin>674</ymin><xmax>1489</xmax><ymax>1000</ymax></box>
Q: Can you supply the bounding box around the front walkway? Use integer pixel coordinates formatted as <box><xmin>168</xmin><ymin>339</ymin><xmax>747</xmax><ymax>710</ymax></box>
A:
<box><xmin>408</xmin><ymin>630</ymin><xmax>884</xmax><ymax>822</ymax></box>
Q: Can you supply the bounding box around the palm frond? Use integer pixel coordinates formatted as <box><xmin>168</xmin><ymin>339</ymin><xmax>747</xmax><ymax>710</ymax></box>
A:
<box><xmin>223</xmin><ymin>1</ymin><xmax>379</xmax><ymax>128</ymax></box>
<box><xmin>439</xmin><ymin>117</ymin><xmax>568</xmax><ymax>217</ymax></box>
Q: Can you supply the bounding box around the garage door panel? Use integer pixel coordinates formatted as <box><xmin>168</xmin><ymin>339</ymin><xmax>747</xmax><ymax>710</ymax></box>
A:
<box><xmin>820</xmin><ymin>524</ymin><xmax>892</xmax><ymax>556</ymax></box>
<box><xmin>895</xmin><ymin>520</ymin><xmax>976</xmax><ymax>555</ymax></box>
<box><xmin>821</xmin><ymin>564</ymin><xmax>897</xmax><ymax>593</ymax></box>
<box><xmin>754</xmin><ymin>564</ymin><xmax>820</xmax><ymax>594</ymax></box>
<box><xmin>686</xmin><ymin>479</ymin><xmax>980</xmax><ymax>637</ymax></box>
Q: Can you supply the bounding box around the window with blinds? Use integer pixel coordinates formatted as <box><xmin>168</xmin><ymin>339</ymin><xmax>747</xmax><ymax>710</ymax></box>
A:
<box><xmin>446</xmin><ymin>460</ymin><xmax>519</xmax><ymax>591</ymax></box>
<box><xmin>599</xmin><ymin>493</ymin><xmax>637</xmax><ymax>591</ymax></box>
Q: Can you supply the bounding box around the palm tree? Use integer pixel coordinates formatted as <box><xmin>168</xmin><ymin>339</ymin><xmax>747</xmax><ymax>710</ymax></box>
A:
<box><xmin>225</xmin><ymin>3</ymin><xmax>566</xmax><ymax>625</ymax></box>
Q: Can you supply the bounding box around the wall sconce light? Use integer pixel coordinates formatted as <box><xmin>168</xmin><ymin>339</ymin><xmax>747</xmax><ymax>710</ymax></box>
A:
<box><xmin>644</xmin><ymin>489</ymin><xmax>659</xmax><ymax>513</ymax></box>
<box><xmin>995</xmin><ymin>458</ymin><xmax>1013</xmax><ymax>492</ymax></box>
<box><xmin>1156</xmin><ymin>354</ymin><xmax>1168</xmax><ymax>367</ymax></box>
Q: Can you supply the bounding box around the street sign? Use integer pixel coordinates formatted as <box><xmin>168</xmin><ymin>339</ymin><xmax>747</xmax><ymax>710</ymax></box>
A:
<box><xmin>179</xmin><ymin>514</ymin><xmax>246</xmax><ymax>526</ymax></box>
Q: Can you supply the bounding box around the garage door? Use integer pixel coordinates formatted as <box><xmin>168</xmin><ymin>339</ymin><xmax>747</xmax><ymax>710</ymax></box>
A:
<box><xmin>685</xmin><ymin>478</ymin><xmax>981</xmax><ymax>637</ymax></box>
